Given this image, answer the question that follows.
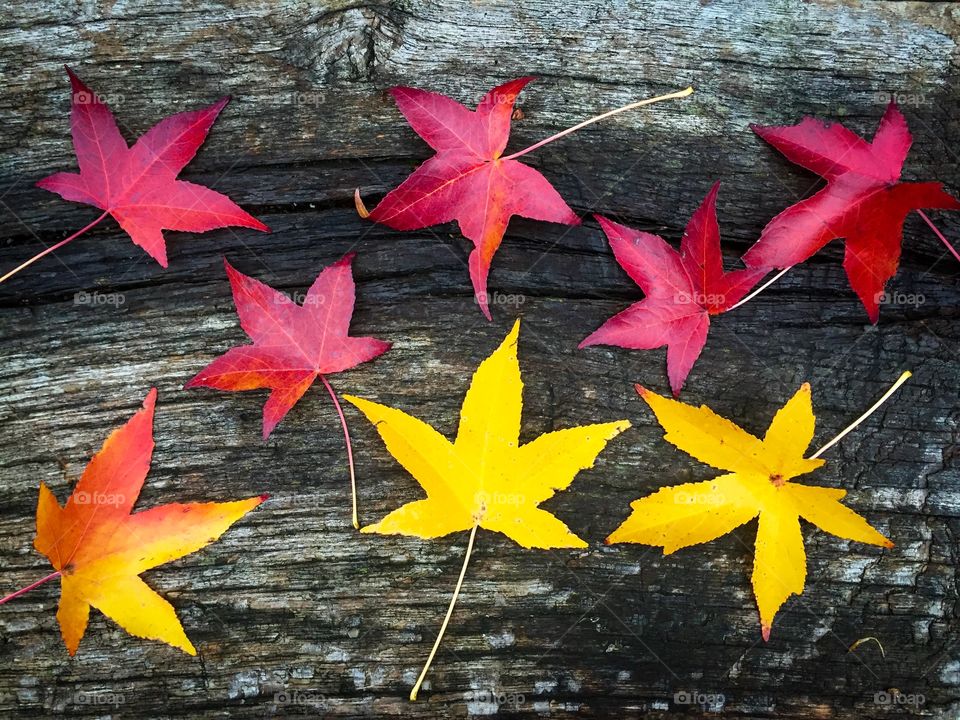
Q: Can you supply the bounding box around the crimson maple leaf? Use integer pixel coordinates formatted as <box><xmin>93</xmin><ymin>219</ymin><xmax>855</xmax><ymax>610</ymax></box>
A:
<box><xmin>34</xmin><ymin>66</ymin><xmax>268</xmax><ymax>269</ymax></box>
<box><xmin>185</xmin><ymin>254</ymin><xmax>390</xmax><ymax>439</ymax></box>
<box><xmin>743</xmin><ymin>102</ymin><xmax>960</xmax><ymax>322</ymax></box>
<box><xmin>356</xmin><ymin>77</ymin><xmax>580</xmax><ymax>319</ymax></box>
<box><xmin>580</xmin><ymin>182</ymin><xmax>764</xmax><ymax>396</ymax></box>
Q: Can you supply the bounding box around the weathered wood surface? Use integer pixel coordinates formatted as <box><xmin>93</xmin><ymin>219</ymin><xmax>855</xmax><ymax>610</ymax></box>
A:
<box><xmin>1</xmin><ymin>1</ymin><xmax>959</xmax><ymax>717</ymax></box>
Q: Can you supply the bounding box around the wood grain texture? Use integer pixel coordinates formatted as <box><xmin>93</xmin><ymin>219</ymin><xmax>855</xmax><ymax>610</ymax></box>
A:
<box><xmin>1</xmin><ymin>1</ymin><xmax>959</xmax><ymax>717</ymax></box>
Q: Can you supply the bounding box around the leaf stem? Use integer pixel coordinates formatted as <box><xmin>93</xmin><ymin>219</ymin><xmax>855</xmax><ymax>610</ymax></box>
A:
<box><xmin>849</xmin><ymin>636</ymin><xmax>886</xmax><ymax>658</ymax></box>
<box><xmin>726</xmin><ymin>266</ymin><xmax>793</xmax><ymax>312</ymax></box>
<box><xmin>917</xmin><ymin>210</ymin><xmax>960</xmax><ymax>264</ymax></box>
<box><xmin>810</xmin><ymin>371</ymin><xmax>912</xmax><ymax>459</ymax></box>
<box><xmin>0</xmin><ymin>211</ymin><xmax>110</xmax><ymax>284</ymax></box>
<box><xmin>410</xmin><ymin>522</ymin><xmax>479</xmax><ymax>701</ymax></box>
<box><xmin>319</xmin><ymin>374</ymin><xmax>360</xmax><ymax>530</ymax></box>
<box><xmin>501</xmin><ymin>87</ymin><xmax>694</xmax><ymax>162</ymax></box>
<box><xmin>0</xmin><ymin>570</ymin><xmax>61</xmax><ymax>606</ymax></box>
<box><xmin>354</xmin><ymin>188</ymin><xmax>370</xmax><ymax>219</ymax></box>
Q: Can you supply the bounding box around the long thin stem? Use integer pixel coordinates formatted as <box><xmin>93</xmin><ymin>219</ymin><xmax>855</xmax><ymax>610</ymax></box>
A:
<box><xmin>726</xmin><ymin>266</ymin><xmax>793</xmax><ymax>312</ymax></box>
<box><xmin>0</xmin><ymin>211</ymin><xmax>110</xmax><ymax>284</ymax></box>
<box><xmin>0</xmin><ymin>570</ymin><xmax>61</xmax><ymax>606</ymax></box>
<box><xmin>319</xmin><ymin>374</ymin><xmax>360</xmax><ymax>530</ymax></box>
<box><xmin>410</xmin><ymin>522</ymin><xmax>479</xmax><ymax>701</ymax></box>
<box><xmin>917</xmin><ymin>210</ymin><xmax>960</xmax><ymax>264</ymax></box>
<box><xmin>501</xmin><ymin>87</ymin><xmax>694</xmax><ymax>162</ymax></box>
<box><xmin>810</xmin><ymin>370</ymin><xmax>912</xmax><ymax>459</ymax></box>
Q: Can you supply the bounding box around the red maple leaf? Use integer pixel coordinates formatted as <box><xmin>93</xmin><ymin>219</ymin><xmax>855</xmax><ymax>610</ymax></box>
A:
<box><xmin>580</xmin><ymin>182</ymin><xmax>764</xmax><ymax>396</ymax></box>
<box><xmin>356</xmin><ymin>77</ymin><xmax>580</xmax><ymax>319</ymax></box>
<box><xmin>185</xmin><ymin>253</ymin><xmax>389</xmax><ymax>527</ymax></box>
<box><xmin>743</xmin><ymin>102</ymin><xmax>960</xmax><ymax>322</ymax></box>
<box><xmin>185</xmin><ymin>253</ymin><xmax>390</xmax><ymax>438</ymax></box>
<box><xmin>10</xmin><ymin>66</ymin><xmax>268</xmax><ymax>280</ymax></box>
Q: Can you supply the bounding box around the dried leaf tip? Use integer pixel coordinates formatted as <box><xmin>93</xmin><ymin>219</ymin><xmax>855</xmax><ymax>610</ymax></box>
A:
<box><xmin>354</xmin><ymin>188</ymin><xmax>370</xmax><ymax>218</ymax></box>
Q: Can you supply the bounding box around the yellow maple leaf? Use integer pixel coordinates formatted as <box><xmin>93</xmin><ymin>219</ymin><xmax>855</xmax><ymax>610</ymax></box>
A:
<box><xmin>345</xmin><ymin>318</ymin><xmax>629</xmax><ymax>697</ymax></box>
<box><xmin>607</xmin><ymin>382</ymin><xmax>894</xmax><ymax>640</ymax></box>
<box><xmin>346</xmin><ymin>318</ymin><xmax>629</xmax><ymax>547</ymax></box>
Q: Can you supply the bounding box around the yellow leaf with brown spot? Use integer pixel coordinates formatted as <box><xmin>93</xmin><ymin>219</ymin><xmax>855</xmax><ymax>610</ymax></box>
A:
<box><xmin>607</xmin><ymin>383</ymin><xmax>892</xmax><ymax>640</ymax></box>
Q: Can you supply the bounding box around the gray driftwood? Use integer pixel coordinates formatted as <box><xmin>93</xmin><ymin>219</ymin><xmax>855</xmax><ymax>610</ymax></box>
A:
<box><xmin>1</xmin><ymin>1</ymin><xmax>959</xmax><ymax>718</ymax></box>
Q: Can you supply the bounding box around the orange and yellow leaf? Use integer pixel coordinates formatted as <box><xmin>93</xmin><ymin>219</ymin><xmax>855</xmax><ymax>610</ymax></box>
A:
<box><xmin>32</xmin><ymin>389</ymin><xmax>265</xmax><ymax>655</ymax></box>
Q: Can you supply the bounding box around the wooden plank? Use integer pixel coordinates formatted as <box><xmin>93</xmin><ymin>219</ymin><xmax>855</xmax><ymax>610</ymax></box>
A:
<box><xmin>1</xmin><ymin>1</ymin><xmax>959</xmax><ymax>718</ymax></box>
